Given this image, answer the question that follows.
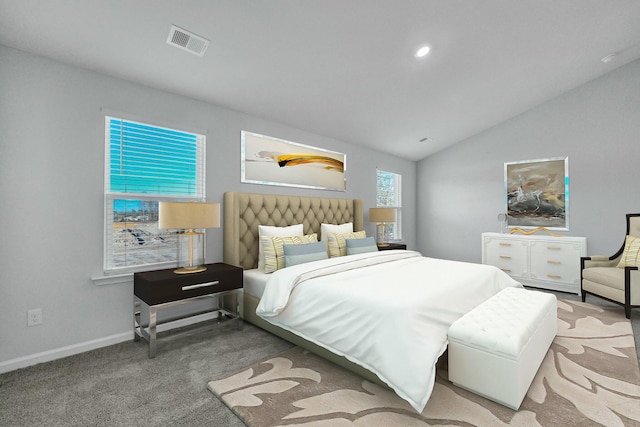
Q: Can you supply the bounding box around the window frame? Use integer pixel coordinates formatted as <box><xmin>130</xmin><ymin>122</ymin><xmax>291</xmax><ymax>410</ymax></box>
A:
<box><xmin>376</xmin><ymin>169</ymin><xmax>402</xmax><ymax>241</ymax></box>
<box><xmin>103</xmin><ymin>115</ymin><xmax>206</xmax><ymax>274</ymax></box>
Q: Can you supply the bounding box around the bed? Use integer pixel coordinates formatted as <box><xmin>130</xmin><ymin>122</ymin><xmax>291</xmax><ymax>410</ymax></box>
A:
<box><xmin>223</xmin><ymin>191</ymin><xmax>521</xmax><ymax>412</ymax></box>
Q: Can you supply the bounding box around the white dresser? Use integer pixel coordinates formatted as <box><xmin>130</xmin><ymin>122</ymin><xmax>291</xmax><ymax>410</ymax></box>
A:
<box><xmin>482</xmin><ymin>232</ymin><xmax>587</xmax><ymax>294</ymax></box>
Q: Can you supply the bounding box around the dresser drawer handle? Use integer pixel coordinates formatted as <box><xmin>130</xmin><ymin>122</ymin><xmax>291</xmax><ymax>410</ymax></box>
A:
<box><xmin>501</xmin><ymin>268</ymin><xmax>512</xmax><ymax>272</ymax></box>
<box><xmin>182</xmin><ymin>281</ymin><xmax>219</xmax><ymax>291</ymax></box>
<box><xmin>547</xmin><ymin>274</ymin><xmax>561</xmax><ymax>279</ymax></box>
<box><xmin>547</xmin><ymin>246</ymin><xmax>562</xmax><ymax>250</ymax></box>
<box><xmin>499</xmin><ymin>243</ymin><xmax>511</xmax><ymax>246</ymax></box>
<box><xmin>547</xmin><ymin>260</ymin><xmax>561</xmax><ymax>264</ymax></box>
<box><xmin>500</xmin><ymin>255</ymin><xmax>511</xmax><ymax>259</ymax></box>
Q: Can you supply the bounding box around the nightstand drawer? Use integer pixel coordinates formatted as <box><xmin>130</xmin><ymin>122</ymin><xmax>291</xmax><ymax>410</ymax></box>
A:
<box><xmin>377</xmin><ymin>243</ymin><xmax>407</xmax><ymax>251</ymax></box>
<box><xmin>134</xmin><ymin>263</ymin><xmax>243</xmax><ymax>305</ymax></box>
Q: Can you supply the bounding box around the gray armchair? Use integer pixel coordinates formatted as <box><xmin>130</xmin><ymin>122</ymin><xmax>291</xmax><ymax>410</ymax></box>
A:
<box><xmin>581</xmin><ymin>213</ymin><xmax>640</xmax><ymax>318</ymax></box>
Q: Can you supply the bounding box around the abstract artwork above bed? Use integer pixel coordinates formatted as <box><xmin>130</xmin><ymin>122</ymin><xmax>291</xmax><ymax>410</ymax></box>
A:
<box><xmin>241</xmin><ymin>131</ymin><xmax>346</xmax><ymax>191</ymax></box>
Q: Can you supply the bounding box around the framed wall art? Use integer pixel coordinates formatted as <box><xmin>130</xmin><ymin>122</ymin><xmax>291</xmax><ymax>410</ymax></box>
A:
<box><xmin>241</xmin><ymin>131</ymin><xmax>346</xmax><ymax>191</ymax></box>
<box><xmin>504</xmin><ymin>157</ymin><xmax>569</xmax><ymax>230</ymax></box>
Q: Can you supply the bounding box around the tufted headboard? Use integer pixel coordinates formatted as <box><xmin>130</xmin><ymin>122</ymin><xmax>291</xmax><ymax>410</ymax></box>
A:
<box><xmin>223</xmin><ymin>192</ymin><xmax>363</xmax><ymax>269</ymax></box>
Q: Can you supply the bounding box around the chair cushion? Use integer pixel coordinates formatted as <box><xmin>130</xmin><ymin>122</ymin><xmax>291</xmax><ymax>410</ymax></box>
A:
<box><xmin>617</xmin><ymin>235</ymin><xmax>640</xmax><ymax>268</ymax></box>
<box><xmin>629</xmin><ymin>216</ymin><xmax>640</xmax><ymax>239</ymax></box>
<box><xmin>582</xmin><ymin>267</ymin><xmax>626</xmax><ymax>290</ymax></box>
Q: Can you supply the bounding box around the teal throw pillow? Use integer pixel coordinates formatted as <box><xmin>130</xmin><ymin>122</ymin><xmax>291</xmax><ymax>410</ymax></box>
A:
<box><xmin>283</xmin><ymin>241</ymin><xmax>328</xmax><ymax>267</ymax></box>
<box><xmin>346</xmin><ymin>236</ymin><xmax>378</xmax><ymax>255</ymax></box>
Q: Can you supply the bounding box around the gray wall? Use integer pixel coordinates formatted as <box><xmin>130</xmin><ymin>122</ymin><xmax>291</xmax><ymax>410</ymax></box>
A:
<box><xmin>417</xmin><ymin>58</ymin><xmax>640</xmax><ymax>263</ymax></box>
<box><xmin>0</xmin><ymin>45</ymin><xmax>416</xmax><ymax>368</ymax></box>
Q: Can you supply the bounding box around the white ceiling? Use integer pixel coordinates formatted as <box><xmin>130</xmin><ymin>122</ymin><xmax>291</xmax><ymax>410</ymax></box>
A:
<box><xmin>2</xmin><ymin>1</ymin><xmax>640</xmax><ymax>160</ymax></box>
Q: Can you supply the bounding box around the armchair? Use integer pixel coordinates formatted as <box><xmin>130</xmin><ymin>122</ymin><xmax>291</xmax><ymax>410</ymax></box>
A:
<box><xmin>581</xmin><ymin>213</ymin><xmax>640</xmax><ymax>318</ymax></box>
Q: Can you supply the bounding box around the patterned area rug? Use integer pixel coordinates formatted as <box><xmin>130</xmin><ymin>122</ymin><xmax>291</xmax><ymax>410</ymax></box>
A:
<box><xmin>208</xmin><ymin>300</ymin><xmax>640</xmax><ymax>426</ymax></box>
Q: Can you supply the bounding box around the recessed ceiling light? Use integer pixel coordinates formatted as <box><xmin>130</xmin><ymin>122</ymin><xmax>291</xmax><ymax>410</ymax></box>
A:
<box><xmin>415</xmin><ymin>45</ymin><xmax>431</xmax><ymax>58</ymax></box>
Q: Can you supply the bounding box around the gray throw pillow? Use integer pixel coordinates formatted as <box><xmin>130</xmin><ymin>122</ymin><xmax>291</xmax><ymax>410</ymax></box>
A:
<box><xmin>345</xmin><ymin>236</ymin><xmax>378</xmax><ymax>255</ymax></box>
<box><xmin>283</xmin><ymin>241</ymin><xmax>328</xmax><ymax>267</ymax></box>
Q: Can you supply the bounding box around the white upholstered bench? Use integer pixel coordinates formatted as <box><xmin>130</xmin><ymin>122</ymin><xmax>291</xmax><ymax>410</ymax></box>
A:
<box><xmin>447</xmin><ymin>287</ymin><xmax>557</xmax><ymax>410</ymax></box>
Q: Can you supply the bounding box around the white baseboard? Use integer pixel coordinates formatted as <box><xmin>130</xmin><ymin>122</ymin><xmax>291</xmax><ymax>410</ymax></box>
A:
<box><xmin>0</xmin><ymin>311</ymin><xmax>219</xmax><ymax>374</ymax></box>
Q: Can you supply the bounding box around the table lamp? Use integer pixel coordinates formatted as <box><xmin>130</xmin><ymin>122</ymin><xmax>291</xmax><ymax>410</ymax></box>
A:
<box><xmin>369</xmin><ymin>207</ymin><xmax>396</xmax><ymax>246</ymax></box>
<box><xmin>159</xmin><ymin>201</ymin><xmax>220</xmax><ymax>274</ymax></box>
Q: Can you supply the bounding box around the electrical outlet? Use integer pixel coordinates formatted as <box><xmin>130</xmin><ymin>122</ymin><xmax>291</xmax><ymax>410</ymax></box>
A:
<box><xmin>27</xmin><ymin>308</ymin><xmax>42</xmax><ymax>326</ymax></box>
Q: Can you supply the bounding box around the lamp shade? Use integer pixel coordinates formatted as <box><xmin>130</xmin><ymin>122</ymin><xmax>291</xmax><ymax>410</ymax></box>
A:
<box><xmin>369</xmin><ymin>207</ymin><xmax>396</xmax><ymax>223</ymax></box>
<box><xmin>158</xmin><ymin>202</ymin><xmax>220</xmax><ymax>230</ymax></box>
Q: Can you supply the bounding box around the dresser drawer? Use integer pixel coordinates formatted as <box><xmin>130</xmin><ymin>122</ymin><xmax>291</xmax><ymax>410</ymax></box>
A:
<box><xmin>134</xmin><ymin>263</ymin><xmax>243</xmax><ymax>305</ymax></box>
<box><xmin>529</xmin><ymin>241</ymin><xmax>581</xmax><ymax>284</ymax></box>
<box><xmin>483</xmin><ymin>237</ymin><xmax>528</xmax><ymax>277</ymax></box>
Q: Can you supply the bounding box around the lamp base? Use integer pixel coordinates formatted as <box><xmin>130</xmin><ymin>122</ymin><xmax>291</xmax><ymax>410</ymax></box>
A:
<box><xmin>173</xmin><ymin>265</ymin><xmax>207</xmax><ymax>275</ymax></box>
<box><xmin>176</xmin><ymin>230</ymin><xmax>205</xmax><ymax>274</ymax></box>
<box><xmin>376</xmin><ymin>222</ymin><xmax>387</xmax><ymax>245</ymax></box>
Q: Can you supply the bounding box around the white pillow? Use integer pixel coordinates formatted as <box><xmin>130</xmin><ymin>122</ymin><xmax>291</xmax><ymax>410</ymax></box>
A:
<box><xmin>320</xmin><ymin>222</ymin><xmax>353</xmax><ymax>241</ymax></box>
<box><xmin>258</xmin><ymin>224</ymin><xmax>304</xmax><ymax>271</ymax></box>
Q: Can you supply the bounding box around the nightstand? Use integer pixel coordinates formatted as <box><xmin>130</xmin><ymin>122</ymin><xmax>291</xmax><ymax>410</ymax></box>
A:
<box><xmin>133</xmin><ymin>262</ymin><xmax>243</xmax><ymax>358</ymax></box>
<box><xmin>377</xmin><ymin>243</ymin><xmax>407</xmax><ymax>251</ymax></box>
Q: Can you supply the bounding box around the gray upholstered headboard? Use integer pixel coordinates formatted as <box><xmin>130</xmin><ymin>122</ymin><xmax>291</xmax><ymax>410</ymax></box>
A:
<box><xmin>223</xmin><ymin>192</ymin><xmax>363</xmax><ymax>269</ymax></box>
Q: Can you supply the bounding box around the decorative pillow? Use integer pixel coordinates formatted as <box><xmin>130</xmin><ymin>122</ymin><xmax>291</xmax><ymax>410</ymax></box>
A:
<box><xmin>262</xmin><ymin>233</ymin><xmax>318</xmax><ymax>273</ymax></box>
<box><xmin>617</xmin><ymin>235</ymin><xmax>640</xmax><ymax>268</ymax></box>
<box><xmin>320</xmin><ymin>222</ymin><xmax>353</xmax><ymax>241</ymax></box>
<box><xmin>283</xmin><ymin>241</ymin><xmax>328</xmax><ymax>267</ymax></box>
<box><xmin>258</xmin><ymin>224</ymin><xmax>303</xmax><ymax>271</ymax></box>
<box><xmin>327</xmin><ymin>230</ymin><xmax>367</xmax><ymax>257</ymax></box>
<box><xmin>346</xmin><ymin>236</ymin><xmax>378</xmax><ymax>255</ymax></box>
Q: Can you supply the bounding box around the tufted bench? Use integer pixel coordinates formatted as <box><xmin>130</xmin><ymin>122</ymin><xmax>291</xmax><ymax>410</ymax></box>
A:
<box><xmin>447</xmin><ymin>287</ymin><xmax>557</xmax><ymax>410</ymax></box>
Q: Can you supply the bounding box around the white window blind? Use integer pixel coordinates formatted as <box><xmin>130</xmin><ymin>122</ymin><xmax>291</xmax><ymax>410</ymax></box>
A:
<box><xmin>104</xmin><ymin>117</ymin><xmax>206</xmax><ymax>272</ymax></box>
<box><xmin>376</xmin><ymin>169</ymin><xmax>402</xmax><ymax>241</ymax></box>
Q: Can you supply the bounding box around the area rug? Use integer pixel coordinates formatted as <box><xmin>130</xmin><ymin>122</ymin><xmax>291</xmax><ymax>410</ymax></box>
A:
<box><xmin>208</xmin><ymin>300</ymin><xmax>640</xmax><ymax>426</ymax></box>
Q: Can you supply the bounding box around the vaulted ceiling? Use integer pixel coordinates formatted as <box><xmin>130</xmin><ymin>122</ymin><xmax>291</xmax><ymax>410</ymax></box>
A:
<box><xmin>1</xmin><ymin>1</ymin><xmax>639</xmax><ymax>160</ymax></box>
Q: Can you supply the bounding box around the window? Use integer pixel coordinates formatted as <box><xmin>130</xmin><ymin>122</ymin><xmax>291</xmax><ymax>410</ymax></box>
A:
<box><xmin>376</xmin><ymin>169</ymin><xmax>402</xmax><ymax>241</ymax></box>
<box><xmin>104</xmin><ymin>117</ymin><xmax>205</xmax><ymax>272</ymax></box>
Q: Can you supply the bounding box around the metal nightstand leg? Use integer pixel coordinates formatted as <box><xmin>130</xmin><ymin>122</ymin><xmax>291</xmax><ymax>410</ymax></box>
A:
<box><xmin>236</xmin><ymin>293</ymin><xmax>243</xmax><ymax>330</ymax></box>
<box><xmin>133</xmin><ymin>299</ymin><xmax>140</xmax><ymax>342</ymax></box>
<box><xmin>148</xmin><ymin>306</ymin><xmax>157</xmax><ymax>358</ymax></box>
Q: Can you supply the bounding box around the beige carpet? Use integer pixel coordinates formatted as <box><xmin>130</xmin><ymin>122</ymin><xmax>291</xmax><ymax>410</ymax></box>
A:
<box><xmin>209</xmin><ymin>300</ymin><xmax>640</xmax><ymax>426</ymax></box>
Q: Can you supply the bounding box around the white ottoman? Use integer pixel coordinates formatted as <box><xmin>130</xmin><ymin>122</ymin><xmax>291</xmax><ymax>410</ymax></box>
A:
<box><xmin>447</xmin><ymin>287</ymin><xmax>557</xmax><ymax>410</ymax></box>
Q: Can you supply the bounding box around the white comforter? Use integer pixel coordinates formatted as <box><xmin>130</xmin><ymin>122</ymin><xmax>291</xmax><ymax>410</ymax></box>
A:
<box><xmin>256</xmin><ymin>250</ymin><xmax>522</xmax><ymax>412</ymax></box>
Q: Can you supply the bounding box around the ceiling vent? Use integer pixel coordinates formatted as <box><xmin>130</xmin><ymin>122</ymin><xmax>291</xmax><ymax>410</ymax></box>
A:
<box><xmin>166</xmin><ymin>25</ymin><xmax>209</xmax><ymax>57</ymax></box>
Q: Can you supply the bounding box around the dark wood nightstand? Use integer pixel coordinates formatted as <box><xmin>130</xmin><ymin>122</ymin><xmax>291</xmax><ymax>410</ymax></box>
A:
<box><xmin>133</xmin><ymin>262</ymin><xmax>243</xmax><ymax>358</ymax></box>
<box><xmin>377</xmin><ymin>243</ymin><xmax>407</xmax><ymax>251</ymax></box>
